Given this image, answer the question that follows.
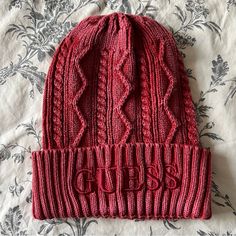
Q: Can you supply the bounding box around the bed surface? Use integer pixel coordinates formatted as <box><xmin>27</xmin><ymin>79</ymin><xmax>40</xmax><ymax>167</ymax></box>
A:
<box><xmin>0</xmin><ymin>0</ymin><xmax>236</xmax><ymax>235</ymax></box>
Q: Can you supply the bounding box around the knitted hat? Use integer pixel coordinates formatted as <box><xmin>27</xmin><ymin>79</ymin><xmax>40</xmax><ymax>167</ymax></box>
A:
<box><xmin>32</xmin><ymin>12</ymin><xmax>211</xmax><ymax>220</ymax></box>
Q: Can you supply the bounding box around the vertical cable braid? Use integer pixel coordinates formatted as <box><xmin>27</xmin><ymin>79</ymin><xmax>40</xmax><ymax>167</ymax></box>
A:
<box><xmin>139</xmin><ymin>54</ymin><xmax>154</xmax><ymax>143</ymax></box>
<box><xmin>106</xmin><ymin>50</ymin><xmax>113</xmax><ymax>144</ymax></box>
<box><xmin>52</xmin><ymin>39</ymin><xmax>70</xmax><ymax>148</ymax></box>
<box><xmin>135</xmin><ymin>63</ymin><xmax>143</xmax><ymax>142</ymax></box>
<box><xmin>146</xmin><ymin>49</ymin><xmax>159</xmax><ymax>143</ymax></box>
<box><xmin>63</xmin><ymin>41</ymin><xmax>75</xmax><ymax>148</ymax></box>
<box><xmin>177</xmin><ymin>50</ymin><xmax>199</xmax><ymax>145</ymax></box>
<box><xmin>42</xmin><ymin>36</ymin><xmax>70</xmax><ymax>149</ymax></box>
<box><xmin>97</xmin><ymin>49</ymin><xmax>108</xmax><ymax>144</ymax></box>
<box><xmin>132</xmin><ymin>19</ymin><xmax>160</xmax><ymax>143</ymax></box>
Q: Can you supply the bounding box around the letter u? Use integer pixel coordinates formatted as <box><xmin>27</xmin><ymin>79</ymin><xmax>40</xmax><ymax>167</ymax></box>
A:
<box><xmin>97</xmin><ymin>167</ymin><xmax>116</xmax><ymax>193</ymax></box>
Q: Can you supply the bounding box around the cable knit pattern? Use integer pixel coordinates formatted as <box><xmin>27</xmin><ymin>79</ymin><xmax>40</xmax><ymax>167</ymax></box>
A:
<box><xmin>177</xmin><ymin>50</ymin><xmax>199</xmax><ymax>145</ymax></box>
<box><xmin>115</xmin><ymin>50</ymin><xmax>132</xmax><ymax>143</ymax></box>
<box><xmin>72</xmin><ymin>47</ymin><xmax>89</xmax><ymax>147</ymax></box>
<box><xmin>158</xmin><ymin>40</ymin><xmax>179</xmax><ymax>143</ymax></box>
<box><xmin>139</xmin><ymin>54</ymin><xmax>154</xmax><ymax>143</ymax></box>
<box><xmin>31</xmin><ymin>13</ymin><xmax>212</xmax><ymax>220</ymax></box>
<box><xmin>96</xmin><ymin>49</ymin><xmax>109</xmax><ymax>144</ymax></box>
<box><xmin>52</xmin><ymin>39</ymin><xmax>69</xmax><ymax>148</ymax></box>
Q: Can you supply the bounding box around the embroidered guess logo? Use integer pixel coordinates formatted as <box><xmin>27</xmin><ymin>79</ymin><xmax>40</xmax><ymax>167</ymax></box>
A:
<box><xmin>74</xmin><ymin>164</ymin><xmax>180</xmax><ymax>194</ymax></box>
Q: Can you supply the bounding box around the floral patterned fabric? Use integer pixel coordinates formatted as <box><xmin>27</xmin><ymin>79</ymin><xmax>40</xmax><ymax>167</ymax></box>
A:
<box><xmin>0</xmin><ymin>0</ymin><xmax>236</xmax><ymax>235</ymax></box>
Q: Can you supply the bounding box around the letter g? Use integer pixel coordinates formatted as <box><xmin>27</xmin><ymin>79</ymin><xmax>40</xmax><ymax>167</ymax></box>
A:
<box><xmin>74</xmin><ymin>169</ymin><xmax>95</xmax><ymax>194</ymax></box>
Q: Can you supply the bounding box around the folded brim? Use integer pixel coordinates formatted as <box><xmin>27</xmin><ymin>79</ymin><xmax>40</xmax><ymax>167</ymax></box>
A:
<box><xmin>32</xmin><ymin>143</ymin><xmax>211</xmax><ymax>220</ymax></box>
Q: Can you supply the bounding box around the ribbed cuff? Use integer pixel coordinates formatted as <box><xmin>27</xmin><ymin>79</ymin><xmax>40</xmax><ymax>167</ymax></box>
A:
<box><xmin>32</xmin><ymin>143</ymin><xmax>211</xmax><ymax>220</ymax></box>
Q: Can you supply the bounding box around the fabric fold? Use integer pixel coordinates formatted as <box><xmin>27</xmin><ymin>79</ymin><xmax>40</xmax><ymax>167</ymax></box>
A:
<box><xmin>32</xmin><ymin>143</ymin><xmax>211</xmax><ymax>220</ymax></box>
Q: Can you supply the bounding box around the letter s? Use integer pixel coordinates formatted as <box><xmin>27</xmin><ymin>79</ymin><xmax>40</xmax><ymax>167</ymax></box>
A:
<box><xmin>165</xmin><ymin>164</ymin><xmax>180</xmax><ymax>189</ymax></box>
<box><xmin>146</xmin><ymin>166</ymin><xmax>161</xmax><ymax>190</ymax></box>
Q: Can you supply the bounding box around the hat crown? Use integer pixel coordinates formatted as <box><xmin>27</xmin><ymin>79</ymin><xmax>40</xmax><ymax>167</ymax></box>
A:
<box><xmin>42</xmin><ymin>13</ymin><xmax>199</xmax><ymax>149</ymax></box>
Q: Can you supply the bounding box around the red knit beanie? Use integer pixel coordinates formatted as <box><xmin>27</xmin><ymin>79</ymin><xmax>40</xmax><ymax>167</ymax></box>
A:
<box><xmin>31</xmin><ymin>12</ymin><xmax>211</xmax><ymax>220</ymax></box>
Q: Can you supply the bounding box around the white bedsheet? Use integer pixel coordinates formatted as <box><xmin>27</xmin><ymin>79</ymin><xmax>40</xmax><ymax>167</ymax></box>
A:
<box><xmin>0</xmin><ymin>0</ymin><xmax>236</xmax><ymax>235</ymax></box>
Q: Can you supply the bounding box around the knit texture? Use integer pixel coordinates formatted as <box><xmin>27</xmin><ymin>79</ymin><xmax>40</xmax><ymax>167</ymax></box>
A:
<box><xmin>31</xmin><ymin>12</ymin><xmax>212</xmax><ymax>220</ymax></box>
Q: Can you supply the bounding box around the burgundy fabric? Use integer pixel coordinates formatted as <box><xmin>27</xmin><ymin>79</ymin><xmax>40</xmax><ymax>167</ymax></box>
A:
<box><xmin>31</xmin><ymin>12</ymin><xmax>212</xmax><ymax>220</ymax></box>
